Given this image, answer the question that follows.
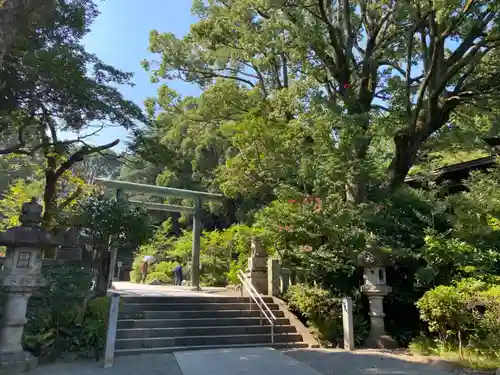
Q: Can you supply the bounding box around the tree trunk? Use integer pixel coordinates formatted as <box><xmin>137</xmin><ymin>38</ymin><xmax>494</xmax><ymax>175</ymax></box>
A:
<box><xmin>388</xmin><ymin>132</ymin><xmax>419</xmax><ymax>191</ymax></box>
<box><xmin>42</xmin><ymin>170</ymin><xmax>57</xmax><ymax>227</ymax></box>
<box><xmin>344</xmin><ymin>132</ymin><xmax>371</xmax><ymax>204</ymax></box>
<box><xmin>42</xmin><ymin>169</ymin><xmax>57</xmax><ymax>258</ymax></box>
<box><xmin>95</xmin><ymin>253</ymin><xmax>110</xmax><ymax>297</ymax></box>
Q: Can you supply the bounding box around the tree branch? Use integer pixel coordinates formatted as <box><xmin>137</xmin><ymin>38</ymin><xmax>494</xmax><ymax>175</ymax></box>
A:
<box><xmin>55</xmin><ymin>139</ymin><xmax>120</xmax><ymax>180</ymax></box>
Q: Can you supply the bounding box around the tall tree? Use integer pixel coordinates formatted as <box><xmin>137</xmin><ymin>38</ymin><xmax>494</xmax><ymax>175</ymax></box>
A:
<box><xmin>143</xmin><ymin>0</ymin><xmax>500</xmax><ymax>203</ymax></box>
<box><xmin>0</xmin><ymin>0</ymin><xmax>146</xmax><ymax>228</ymax></box>
<box><xmin>0</xmin><ymin>0</ymin><xmax>54</xmax><ymax>74</ymax></box>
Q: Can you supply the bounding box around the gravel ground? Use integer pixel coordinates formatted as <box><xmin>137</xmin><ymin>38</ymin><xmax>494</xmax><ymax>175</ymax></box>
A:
<box><xmin>283</xmin><ymin>348</ymin><xmax>493</xmax><ymax>375</ymax></box>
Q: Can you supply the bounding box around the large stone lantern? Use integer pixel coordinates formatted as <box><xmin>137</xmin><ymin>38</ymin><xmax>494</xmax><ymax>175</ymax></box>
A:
<box><xmin>357</xmin><ymin>239</ymin><xmax>397</xmax><ymax>349</ymax></box>
<box><xmin>0</xmin><ymin>198</ymin><xmax>57</xmax><ymax>374</ymax></box>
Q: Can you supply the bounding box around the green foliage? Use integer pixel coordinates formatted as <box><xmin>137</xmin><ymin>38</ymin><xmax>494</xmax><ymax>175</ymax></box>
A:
<box><xmin>77</xmin><ymin>194</ymin><xmax>152</xmax><ymax>252</ymax></box>
<box><xmin>285</xmin><ymin>284</ymin><xmax>343</xmax><ymax>346</ymax></box>
<box><xmin>22</xmin><ymin>264</ymin><xmax>108</xmax><ymax>360</ymax></box>
<box><xmin>75</xmin><ymin>193</ymin><xmax>152</xmax><ymax>294</ymax></box>
<box><xmin>0</xmin><ymin>179</ymin><xmax>43</xmax><ymax>230</ymax></box>
<box><xmin>416</xmin><ymin>278</ymin><xmax>500</xmax><ymax>362</ymax></box>
<box><xmin>133</xmin><ymin>221</ymin><xmax>264</xmax><ymax>286</ymax></box>
<box><xmin>145</xmin><ymin>271</ymin><xmax>171</xmax><ymax>284</ymax></box>
<box><xmin>284</xmin><ymin>284</ymin><xmax>369</xmax><ymax>347</ymax></box>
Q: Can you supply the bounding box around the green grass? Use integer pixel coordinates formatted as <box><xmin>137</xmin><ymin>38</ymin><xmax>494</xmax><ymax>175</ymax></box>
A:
<box><xmin>409</xmin><ymin>337</ymin><xmax>500</xmax><ymax>371</ymax></box>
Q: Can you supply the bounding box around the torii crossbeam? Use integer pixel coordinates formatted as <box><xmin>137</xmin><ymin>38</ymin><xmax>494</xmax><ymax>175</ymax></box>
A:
<box><xmin>95</xmin><ymin>178</ymin><xmax>224</xmax><ymax>290</ymax></box>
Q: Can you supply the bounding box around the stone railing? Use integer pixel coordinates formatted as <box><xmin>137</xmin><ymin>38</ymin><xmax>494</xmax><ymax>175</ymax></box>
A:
<box><xmin>267</xmin><ymin>258</ymin><xmax>309</xmax><ymax>297</ymax></box>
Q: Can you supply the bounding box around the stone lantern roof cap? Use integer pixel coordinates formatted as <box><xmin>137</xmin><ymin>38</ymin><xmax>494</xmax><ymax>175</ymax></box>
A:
<box><xmin>0</xmin><ymin>226</ymin><xmax>57</xmax><ymax>247</ymax></box>
<box><xmin>357</xmin><ymin>238</ymin><xmax>391</xmax><ymax>267</ymax></box>
<box><xmin>0</xmin><ymin>197</ymin><xmax>57</xmax><ymax>247</ymax></box>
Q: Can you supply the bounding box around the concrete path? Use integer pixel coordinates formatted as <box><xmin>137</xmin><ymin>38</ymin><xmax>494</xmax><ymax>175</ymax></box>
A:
<box><xmin>175</xmin><ymin>347</ymin><xmax>322</xmax><ymax>375</ymax></box>
<box><xmin>29</xmin><ymin>348</ymin><xmax>477</xmax><ymax>375</ymax></box>
<box><xmin>111</xmin><ymin>281</ymin><xmax>241</xmax><ymax>297</ymax></box>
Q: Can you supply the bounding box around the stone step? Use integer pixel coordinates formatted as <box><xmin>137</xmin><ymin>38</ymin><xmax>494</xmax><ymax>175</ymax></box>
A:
<box><xmin>116</xmin><ymin>325</ymin><xmax>297</xmax><ymax>339</ymax></box>
<box><xmin>121</xmin><ymin>296</ymin><xmax>274</xmax><ymax>304</ymax></box>
<box><xmin>117</xmin><ymin>317</ymin><xmax>292</xmax><ymax>329</ymax></box>
<box><xmin>114</xmin><ymin>333</ymin><xmax>303</xmax><ymax>350</ymax></box>
<box><xmin>120</xmin><ymin>302</ymin><xmax>280</xmax><ymax>312</ymax></box>
<box><xmin>114</xmin><ymin>342</ymin><xmax>309</xmax><ymax>356</ymax></box>
<box><xmin>119</xmin><ymin>309</ymin><xmax>285</xmax><ymax>320</ymax></box>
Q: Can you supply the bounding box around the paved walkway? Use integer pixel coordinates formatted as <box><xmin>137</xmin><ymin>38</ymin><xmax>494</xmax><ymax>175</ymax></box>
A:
<box><xmin>28</xmin><ymin>347</ymin><xmax>472</xmax><ymax>375</ymax></box>
<box><xmin>28</xmin><ymin>283</ymin><xmax>484</xmax><ymax>375</ymax></box>
<box><xmin>111</xmin><ymin>282</ymin><xmax>241</xmax><ymax>297</ymax></box>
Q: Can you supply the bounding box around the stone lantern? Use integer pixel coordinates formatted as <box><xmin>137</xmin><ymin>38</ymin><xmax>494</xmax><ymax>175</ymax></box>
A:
<box><xmin>0</xmin><ymin>198</ymin><xmax>57</xmax><ymax>374</ymax></box>
<box><xmin>247</xmin><ymin>236</ymin><xmax>268</xmax><ymax>294</ymax></box>
<box><xmin>357</xmin><ymin>238</ymin><xmax>397</xmax><ymax>349</ymax></box>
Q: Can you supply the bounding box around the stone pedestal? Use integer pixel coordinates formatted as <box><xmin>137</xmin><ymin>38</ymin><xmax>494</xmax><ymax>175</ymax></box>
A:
<box><xmin>0</xmin><ymin>198</ymin><xmax>55</xmax><ymax>374</ymax></box>
<box><xmin>247</xmin><ymin>237</ymin><xmax>268</xmax><ymax>295</ymax></box>
<box><xmin>267</xmin><ymin>259</ymin><xmax>281</xmax><ymax>296</ymax></box>
<box><xmin>361</xmin><ymin>285</ymin><xmax>397</xmax><ymax>349</ymax></box>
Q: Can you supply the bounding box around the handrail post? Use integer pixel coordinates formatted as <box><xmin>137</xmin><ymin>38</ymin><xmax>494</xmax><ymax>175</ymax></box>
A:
<box><xmin>342</xmin><ymin>297</ymin><xmax>355</xmax><ymax>351</ymax></box>
<box><xmin>238</xmin><ymin>270</ymin><xmax>277</xmax><ymax>346</ymax></box>
<box><xmin>104</xmin><ymin>292</ymin><xmax>121</xmax><ymax>368</ymax></box>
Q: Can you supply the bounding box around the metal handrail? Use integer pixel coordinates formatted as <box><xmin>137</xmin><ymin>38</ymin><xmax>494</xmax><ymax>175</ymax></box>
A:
<box><xmin>237</xmin><ymin>270</ymin><xmax>277</xmax><ymax>343</ymax></box>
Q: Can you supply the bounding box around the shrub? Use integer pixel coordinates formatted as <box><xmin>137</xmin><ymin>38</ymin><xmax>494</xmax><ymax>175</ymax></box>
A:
<box><xmin>70</xmin><ymin>296</ymin><xmax>111</xmax><ymax>357</ymax></box>
<box><xmin>415</xmin><ymin>278</ymin><xmax>500</xmax><ymax>365</ymax></box>
<box><xmin>285</xmin><ymin>284</ymin><xmax>343</xmax><ymax>346</ymax></box>
<box><xmin>145</xmin><ymin>271</ymin><xmax>170</xmax><ymax>284</ymax></box>
<box><xmin>154</xmin><ymin>261</ymin><xmax>177</xmax><ymax>278</ymax></box>
<box><xmin>22</xmin><ymin>265</ymin><xmax>115</xmax><ymax>361</ymax></box>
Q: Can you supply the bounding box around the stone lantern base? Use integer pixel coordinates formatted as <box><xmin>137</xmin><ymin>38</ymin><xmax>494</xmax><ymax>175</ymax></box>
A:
<box><xmin>0</xmin><ymin>351</ymin><xmax>38</xmax><ymax>375</ymax></box>
<box><xmin>364</xmin><ymin>334</ymin><xmax>398</xmax><ymax>350</ymax></box>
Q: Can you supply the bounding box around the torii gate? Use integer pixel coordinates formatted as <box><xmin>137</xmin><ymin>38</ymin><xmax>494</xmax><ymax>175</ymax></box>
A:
<box><xmin>95</xmin><ymin>178</ymin><xmax>224</xmax><ymax>290</ymax></box>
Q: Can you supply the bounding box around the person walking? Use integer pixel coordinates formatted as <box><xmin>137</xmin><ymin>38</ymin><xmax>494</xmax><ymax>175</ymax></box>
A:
<box><xmin>140</xmin><ymin>261</ymin><xmax>148</xmax><ymax>283</ymax></box>
<box><xmin>173</xmin><ymin>264</ymin><xmax>183</xmax><ymax>285</ymax></box>
<box><xmin>141</xmin><ymin>255</ymin><xmax>155</xmax><ymax>284</ymax></box>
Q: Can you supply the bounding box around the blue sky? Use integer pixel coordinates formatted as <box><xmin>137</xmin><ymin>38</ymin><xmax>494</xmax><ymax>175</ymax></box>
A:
<box><xmin>79</xmin><ymin>0</ymin><xmax>199</xmax><ymax>149</ymax></box>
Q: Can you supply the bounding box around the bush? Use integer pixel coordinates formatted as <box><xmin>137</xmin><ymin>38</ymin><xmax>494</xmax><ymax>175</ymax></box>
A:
<box><xmin>284</xmin><ymin>283</ymin><xmax>369</xmax><ymax>347</ymax></box>
<box><xmin>145</xmin><ymin>271</ymin><xmax>170</xmax><ymax>284</ymax></box>
<box><xmin>154</xmin><ymin>261</ymin><xmax>177</xmax><ymax>278</ymax></box>
<box><xmin>415</xmin><ymin>278</ymin><xmax>500</xmax><ymax>367</ymax></box>
<box><xmin>22</xmin><ymin>264</ymin><xmax>114</xmax><ymax>361</ymax></box>
<box><xmin>285</xmin><ymin>284</ymin><xmax>343</xmax><ymax>346</ymax></box>
<box><xmin>70</xmin><ymin>296</ymin><xmax>111</xmax><ymax>357</ymax></box>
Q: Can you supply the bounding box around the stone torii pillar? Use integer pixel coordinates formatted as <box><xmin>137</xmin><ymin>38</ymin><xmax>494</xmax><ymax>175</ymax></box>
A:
<box><xmin>0</xmin><ymin>198</ymin><xmax>57</xmax><ymax>374</ymax></box>
<box><xmin>95</xmin><ymin>179</ymin><xmax>224</xmax><ymax>291</ymax></box>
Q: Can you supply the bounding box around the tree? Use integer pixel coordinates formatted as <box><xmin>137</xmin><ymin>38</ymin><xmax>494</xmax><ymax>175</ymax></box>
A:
<box><xmin>143</xmin><ymin>0</ymin><xmax>500</xmax><ymax>203</ymax></box>
<box><xmin>0</xmin><ymin>0</ymin><xmax>54</xmax><ymax>74</ymax></box>
<box><xmin>76</xmin><ymin>194</ymin><xmax>151</xmax><ymax>296</ymax></box>
<box><xmin>74</xmin><ymin>150</ymin><xmax>123</xmax><ymax>183</ymax></box>
<box><xmin>0</xmin><ymin>0</ymin><xmax>146</xmax><ymax>228</ymax></box>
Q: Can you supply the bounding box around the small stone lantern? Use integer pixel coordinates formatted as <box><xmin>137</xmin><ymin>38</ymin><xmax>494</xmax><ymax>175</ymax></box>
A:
<box><xmin>357</xmin><ymin>239</ymin><xmax>397</xmax><ymax>349</ymax></box>
<box><xmin>0</xmin><ymin>198</ymin><xmax>56</xmax><ymax>374</ymax></box>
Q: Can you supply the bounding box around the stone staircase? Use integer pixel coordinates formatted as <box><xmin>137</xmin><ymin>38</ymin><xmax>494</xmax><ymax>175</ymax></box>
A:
<box><xmin>115</xmin><ymin>295</ymin><xmax>309</xmax><ymax>355</ymax></box>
